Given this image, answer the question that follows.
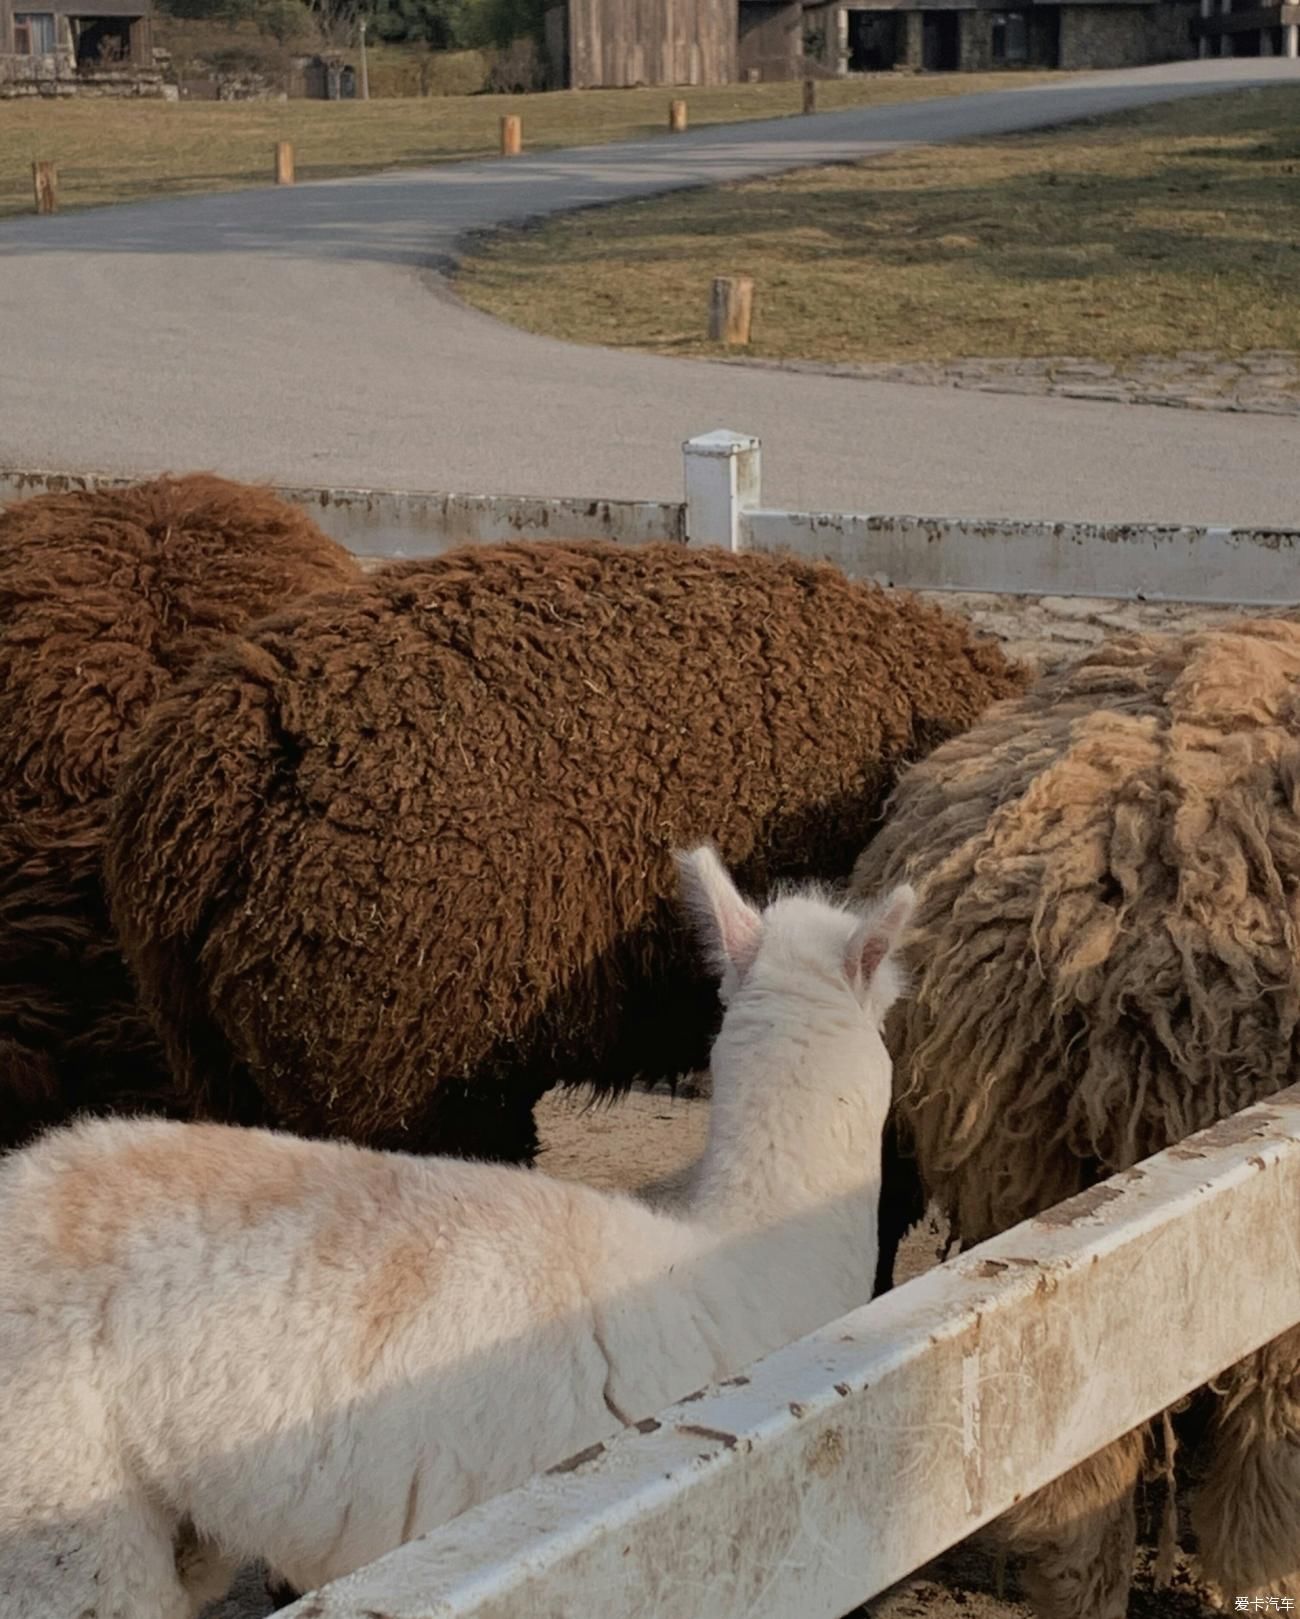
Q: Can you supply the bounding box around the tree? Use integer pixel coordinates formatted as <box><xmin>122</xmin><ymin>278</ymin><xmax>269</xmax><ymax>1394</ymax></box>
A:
<box><xmin>370</xmin><ymin>0</ymin><xmax>478</xmax><ymax>48</ymax></box>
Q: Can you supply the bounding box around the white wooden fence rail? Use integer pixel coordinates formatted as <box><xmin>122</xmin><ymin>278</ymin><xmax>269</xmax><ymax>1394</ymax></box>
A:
<box><xmin>5</xmin><ymin>437</ymin><xmax>1296</xmax><ymax>603</ymax></box>
<box><xmin>284</xmin><ymin>1089</ymin><xmax>1300</xmax><ymax>1619</ymax></box>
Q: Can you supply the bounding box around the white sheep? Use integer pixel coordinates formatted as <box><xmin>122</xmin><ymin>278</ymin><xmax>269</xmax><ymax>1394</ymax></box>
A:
<box><xmin>0</xmin><ymin>847</ymin><xmax>913</xmax><ymax>1618</ymax></box>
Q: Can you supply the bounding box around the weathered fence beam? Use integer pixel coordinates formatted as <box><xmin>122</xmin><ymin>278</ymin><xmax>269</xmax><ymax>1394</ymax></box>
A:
<box><xmin>285</xmin><ymin>1089</ymin><xmax>1300</xmax><ymax>1619</ymax></box>
<box><xmin>748</xmin><ymin>505</ymin><xmax>1300</xmax><ymax>604</ymax></box>
<box><xmin>275</xmin><ymin>142</ymin><xmax>295</xmax><ymax>186</ymax></box>
<box><xmin>500</xmin><ymin>115</ymin><xmax>522</xmax><ymax>156</ymax></box>
<box><xmin>678</xmin><ymin>432</ymin><xmax>1300</xmax><ymax>605</ymax></box>
<box><xmin>8</xmin><ymin>440</ymin><xmax>1300</xmax><ymax>602</ymax></box>
<box><xmin>0</xmin><ymin>469</ymin><xmax>684</xmax><ymax>557</ymax></box>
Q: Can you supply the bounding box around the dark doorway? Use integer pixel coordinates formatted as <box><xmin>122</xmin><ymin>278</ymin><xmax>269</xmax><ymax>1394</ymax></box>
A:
<box><xmin>72</xmin><ymin>15</ymin><xmax>133</xmax><ymax>66</ymax></box>
<box><xmin>991</xmin><ymin>8</ymin><xmax>1030</xmax><ymax>63</ymax></box>
<box><xmin>848</xmin><ymin>9</ymin><xmax>905</xmax><ymax>69</ymax></box>
<box><xmin>1027</xmin><ymin>5</ymin><xmax>1061</xmax><ymax>64</ymax></box>
<box><xmin>922</xmin><ymin>9</ymin><xmax>960</xmax><ymax>68</ymax></box>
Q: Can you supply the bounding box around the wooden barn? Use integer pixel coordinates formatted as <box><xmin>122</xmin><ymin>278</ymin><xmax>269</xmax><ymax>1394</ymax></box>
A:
<box><xmin>545</xmin><ymin>0</ymin><xmax>807</xmax><ymax>86</ymax></box>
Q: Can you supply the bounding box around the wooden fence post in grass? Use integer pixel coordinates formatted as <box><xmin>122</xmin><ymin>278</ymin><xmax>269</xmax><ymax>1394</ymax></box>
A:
<box><xmin>32</xmin><ymin>162</ymin><xmax>57</xmax><ymax>215</ymax></box>
<box><xmin>500</xmin><ymin>115</ymin><xmax>522</xmax><ymax>156</ymax></box>
<box><xmin>802</xmin><ymin>77</ymin><xmax>817</xmax><ymax>114</ymax></box>
<box><xmin>275</xmin><ymin>142</ymin><xmax>295</xmax><ymax>185</ymax></box>
<box><xmin>709</xmin><ymin>276</ymin><xmax>754</xmax><ymax>346</ymax></box>
<box><xmin>669</xmin><ymin>99</ymin><xmax>687</xmax><ymax>133</ymax></box>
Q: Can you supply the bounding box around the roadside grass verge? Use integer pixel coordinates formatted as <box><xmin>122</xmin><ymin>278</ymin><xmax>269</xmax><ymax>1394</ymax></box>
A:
<box><xmin>455</xmin><ymin>85</ymin><xmax>1300</xmax><ymax>368</ymax></box>
<box><xmin>0</xmin><ymin>71</ymin><xmax>1053</xmax><ymax>218</ymax></box>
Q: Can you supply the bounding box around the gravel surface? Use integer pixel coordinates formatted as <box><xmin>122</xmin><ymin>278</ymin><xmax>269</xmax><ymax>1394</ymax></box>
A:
<box><xmin>749</xmin><ymin>350</ymin><xmax>1300</xmax><ymax>416</ymax></box>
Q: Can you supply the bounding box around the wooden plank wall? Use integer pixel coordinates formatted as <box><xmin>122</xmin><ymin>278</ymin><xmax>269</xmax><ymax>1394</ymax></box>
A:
<box><xmin>567</xmin><ymin>0</ymin><xmax>737</xmax><ymax>87</ymax></box>
<box><xmin>738</xmin><ymin>0</ymin><xmax>803</xmax><ymax>79</ymax></box>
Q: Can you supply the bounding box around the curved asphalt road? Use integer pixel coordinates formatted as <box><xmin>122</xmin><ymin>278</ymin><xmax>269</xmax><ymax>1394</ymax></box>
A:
<box><xmin>1</xmin><ymin>58</ymin><xmax>1297</xmax><ymax>525</ymax></box>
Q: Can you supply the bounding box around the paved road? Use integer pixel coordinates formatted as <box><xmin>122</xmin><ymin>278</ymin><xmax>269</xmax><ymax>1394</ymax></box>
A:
<box><xmin>1</xmin><ymin>59</ymin><xmax>1297</xmax><ymax>526</ymax></box>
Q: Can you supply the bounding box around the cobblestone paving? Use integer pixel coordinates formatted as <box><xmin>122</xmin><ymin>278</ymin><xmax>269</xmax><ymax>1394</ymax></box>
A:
<box><xmin>741</xmin><ymin>350</ymin><xmax>1300</xmax><ymax>416</ymax></box>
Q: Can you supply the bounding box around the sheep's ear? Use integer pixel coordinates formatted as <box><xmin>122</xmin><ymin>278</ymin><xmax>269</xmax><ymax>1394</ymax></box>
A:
<box><xmin>846</xmin><ymin>883</ymin><xmax>916</xmax><ymax>1001</ymax></box>
<box><xmin>675</xmin><ymin>845</ymin><xmax>762</xmax><ymax>980</ymax></box>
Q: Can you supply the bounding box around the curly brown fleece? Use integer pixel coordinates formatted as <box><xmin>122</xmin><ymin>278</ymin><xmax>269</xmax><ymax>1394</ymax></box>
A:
<box><xmin>851</xmin><ymin>618</ymin><xmax>1300</xmax><ymax>1610</ymax></box>
<box><xmin>105</xmin><ymin>540</ymin><xmax>1025</xmax><ymax>1166</ymax></box>
<box><xmin>0</xmin><ymin>477</ymin><xmax>359</xmax><ymax>1149</ymax></box>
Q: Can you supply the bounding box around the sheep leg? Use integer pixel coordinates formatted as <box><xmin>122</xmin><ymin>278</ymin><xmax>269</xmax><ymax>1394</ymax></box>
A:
<box><xmin>419</xmin><ymin>1078</ymin><xmax>543</xmax><ymax>1166</ymax></box>
<box><xmin>265</xmin><ymin>1573</ymin><xmax>302</xmax><ymax>1609</ymax></box>
<box><xmin>873</xmin><ymin>1110</ymin><xmax>926</xmax><ymax>1297</ymax></box>
<box><xmin>996</xmin><ymin>1427</ymin><xmax>1145</xmax><ymax>1619</ymax></box>
<box><xmin>0</xmin><ymin>1484</ymin><xmax>189</xmax><ymax>1619</ymax></box>
<box><xmin>1194</xmin><ymin>1328</ymin><xmax>1300</xmax><ymax>1601</ymax></box>
<box><xmin>173</xmin><ymin>1519</ymin><xmax>240</xmax><ymax>1611</ymax></box>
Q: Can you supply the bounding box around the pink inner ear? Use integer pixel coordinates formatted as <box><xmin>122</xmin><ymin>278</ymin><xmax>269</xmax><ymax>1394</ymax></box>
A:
<box><xmin>852</xmin><ymin>933</ymin><xmax>888</xmax><ymax>986</ymax></box>
<box><xmin>723</xmin><ymin>902</ymin><xmax>763</xmax><ymax>977</ymax></box>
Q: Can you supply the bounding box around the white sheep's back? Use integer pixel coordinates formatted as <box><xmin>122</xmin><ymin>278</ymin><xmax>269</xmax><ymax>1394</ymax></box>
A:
<box><xmin>0</xmin><ymin>1115</ymin><xmax>721</xmax><ymax>1592</ymax></box>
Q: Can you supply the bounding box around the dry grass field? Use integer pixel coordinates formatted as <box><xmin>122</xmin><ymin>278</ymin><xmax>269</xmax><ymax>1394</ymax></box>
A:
<box><xmin>456</xmin><ymin>85</ymin><xmax>1300</xmax><ymax>374</ymax></box>
<box><xmin>0</xmin><ymin>71</ymin><xmax>1052</xmax><ymax>219</ymax></box>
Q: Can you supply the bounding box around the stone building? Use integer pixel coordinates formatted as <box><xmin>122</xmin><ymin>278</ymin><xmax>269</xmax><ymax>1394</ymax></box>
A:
<box><xmin>803</xmin><ymin>0</ymin><xmax>1208</xmax><ymax>71</ymax></box>
<box><xmin>0</xmin><ymin>0</ymin><xmax>162</xmax><ymax>94</ymax></box>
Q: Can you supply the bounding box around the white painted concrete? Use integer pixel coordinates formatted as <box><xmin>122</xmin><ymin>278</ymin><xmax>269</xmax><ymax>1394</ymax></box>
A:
<box><xmin>282</xmin><ymin>1088</ymin><xmax>1300</xmax><ymax>1619</ymax></box>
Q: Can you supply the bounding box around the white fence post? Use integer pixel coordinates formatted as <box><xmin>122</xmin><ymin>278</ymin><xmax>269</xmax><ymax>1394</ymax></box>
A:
<box><xmin>682</xmin><ymin>430</ymin><xmax>762</xmax><ymax>550</ymax></box>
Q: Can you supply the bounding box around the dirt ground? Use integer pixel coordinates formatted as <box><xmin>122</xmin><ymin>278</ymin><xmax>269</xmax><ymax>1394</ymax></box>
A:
<box><xmin>203</xmin><ymin>588</ymin><xmax>1260</xmax><ymax>1619</ymax></box>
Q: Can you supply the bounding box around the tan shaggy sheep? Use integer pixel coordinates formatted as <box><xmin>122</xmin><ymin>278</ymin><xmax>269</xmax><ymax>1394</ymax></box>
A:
<box><xmin>852</xmin><ymin>618</ymin><xmax>1300</xmax><ymax>1616</ymax></box>
<box><xmin>0</xmin><ymin>476</ymin><xmax>359</xmax><ymax>1150</ymax></box>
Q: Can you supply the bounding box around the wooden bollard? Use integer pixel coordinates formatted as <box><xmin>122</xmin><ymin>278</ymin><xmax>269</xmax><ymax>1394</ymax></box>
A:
<box><xmin>275</xmin><ymin>141</ymin><xmax>295</xmax><ymax>185</ymax></box>
<box><xmin>709</xmin><ymin>275</ymin><xmax>754</xmax><ymax>346</ymax></box>
<box><xmin>669</xmin><ymin>99</ymin><xmax>687</xmax><ymax>133</ymax></box>
<box><xmin>500</xmin><ymin>114</ymin><xmax>522</xmax><ymax>156</ymax></box>
<box><xmin>802</xmin><ymin>77</ymin><xmax>817</xmax><ymax>114</ymax></box>
<box><xmin>32</xmin><ymin>161</ymin><xmax>57</xmax><ymax>215</ymax></box>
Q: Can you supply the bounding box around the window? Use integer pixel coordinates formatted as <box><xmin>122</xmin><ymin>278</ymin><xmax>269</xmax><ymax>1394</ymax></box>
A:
<box><xmin>991</xmin><ymin>9</ymin><xmax>1029</xmax><ymax>63</ymax></box>
<box><xmin>14</xmin><ymin>11</ymin><xmax>57</xmax><ymax>53</ymax></box>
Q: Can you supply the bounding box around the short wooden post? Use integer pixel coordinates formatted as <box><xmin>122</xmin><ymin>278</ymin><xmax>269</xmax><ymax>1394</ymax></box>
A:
<box><xmin>802</xmin><ymin>77</ymin><xmax>817</xmax><ymax>114</ymax></box>
<box><xmin>709</xmin><ymin>276</ymin><xmax>754</xmax><ymax>346</ymax></box>
<box><xmin>274</xmin><ymin>141</ymin><xmax>295</xmax><ymax>185</ymax></box>
<box><xmin>669</xmin><ymin>98</ymin><xmax>687</xmax><ymax>133</ymax></box>
<box><xmin>32</xmin><ymin>161</ymin><xmax>58</xmax><ymax>215</ymax></box>
<box><xmin>500</xmin><ymin>115</ymin><xmax>522</xmax><ymax>156</ymax></box>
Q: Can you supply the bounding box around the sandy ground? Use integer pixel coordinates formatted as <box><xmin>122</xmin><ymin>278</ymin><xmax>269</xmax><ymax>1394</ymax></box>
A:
<box><xmin>203</xmin><ymin>1088</ymin><xmax>1223</xmax><ymax>1619</ymax></box>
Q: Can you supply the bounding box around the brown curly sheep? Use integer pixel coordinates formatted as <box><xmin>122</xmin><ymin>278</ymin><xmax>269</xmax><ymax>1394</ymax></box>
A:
<box><xmin>104</xmin><ymin>540</ymin><xmax>1024</xmax><ymax>1168</ymax></box>
<box><xmin>851</xmin><ymin>618</ymin><xmax>1300</xmax><ymax>1616</ymax></box>
<box><xmin>0</xmin><ymin>476</ymin><xmax>359</xmax><ymax>1149</ymax></box>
